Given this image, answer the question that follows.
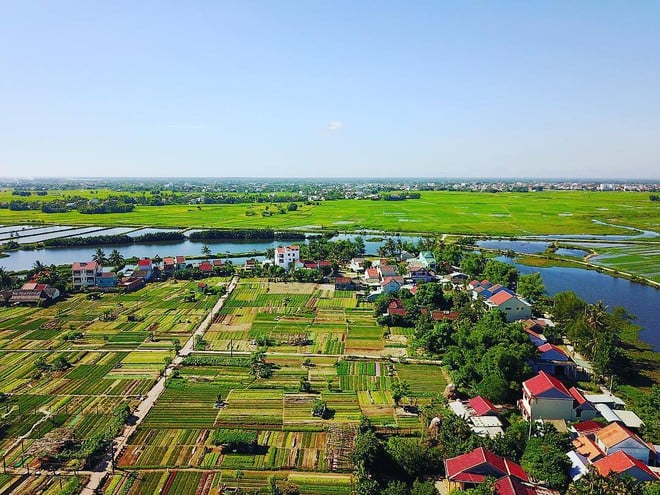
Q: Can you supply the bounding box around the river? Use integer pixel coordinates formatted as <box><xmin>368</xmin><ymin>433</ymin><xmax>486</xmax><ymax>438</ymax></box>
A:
<box><xmin>496</xmin><ymin>256</ymin><xmax>659</xmax><ymax>351</ymax></box>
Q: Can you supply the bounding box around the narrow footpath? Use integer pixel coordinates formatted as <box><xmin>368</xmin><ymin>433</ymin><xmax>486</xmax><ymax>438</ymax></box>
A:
<box><xmin>81</xmin><ymin>276</ymin><xmax>239</xmax><ymax>495</ymax></box>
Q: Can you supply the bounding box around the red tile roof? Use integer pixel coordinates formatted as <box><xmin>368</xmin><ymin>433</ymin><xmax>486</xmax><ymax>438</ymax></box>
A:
<box><xmin>365</xmin><ymin>268</ymin><xmax>379</xmax><ymax>279</ymax></box>
<box><xmin>445</xmin><ymin>447</ymin><xmax>529</xmax><ymax>483</ymax></box>
<box><xmin>593</xmin><ymin>451</ymin><xmax>658</xmax><ymax>480</ymax></box>
<box><xmin>163</xmin><ymin>257</ymin><xmax>175</xmax><ymax>265</ymax></box>
<box><xmin>488</xmin><ymin>290</ymin><xmax>515</xmax><ymax>305</ymax></box>
<box><xmin>568</xmin><ymin>387</ymin><xmax>588</xmax><ymax>405</ymax></box>
<box><xmin>494</xmin><ymin>477</ymin><xmax>558</xmax><ymax>495</ymax></box>
<box><xmin>137</xmin><ymin>258</ymin><xmax>152</xmax><ymax>267</ymax></box>
<box><xmin>175</xmin><ymin>256</ymin><xmax>186</xmax><ymax>263</ymax></box>
<box><xmin>381</xmin><ymin>276</ymin><xmax>402</xmax><ymax>286</ymax></box>
<box><xmin>572</xmin><ymin>420</ymin><xmax>604</xmax><ymax>435</ymax></box>
<box><xmin>469</xmin><ymin>396</ymin><xmax>498</xmax><ymax>416</ymax></box>
<box><xmin>538</xmin><ymin>343</ymin><xmax>568</xmax><ymax>356</ymax></box>
<box><xmin>72</xmin><ymin>261</ymin><xmax>99</xmax><ymax>270</ymax></box>
<box><xmin>335</xmin><ymin>277</ymin><xmax>352</xmax><ymax>284</ymax></box>
<box><xmin>596</xmin><ymin>422</ymin><xmax>647</xmax><ymax>450</ymax></box>
<box><xmin>572</xmin><ymin>436</ymin><xmax>605</xmax><ymax>461</ymax></box>
<box><xmin>523</xmin><ymin>371</ymin><xmax>571</xmax><ymax>399</ymax></box>
<box><xmin>430</xmin><ymin>310</ymin><xmax>459</xmax><ymax>321</ymax></box>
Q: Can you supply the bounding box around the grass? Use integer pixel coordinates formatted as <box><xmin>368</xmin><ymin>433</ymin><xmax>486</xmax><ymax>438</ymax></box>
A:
<box><xmin>1</xmin><ymin>190</ymin><xmax>658</xmax><ymax>236</ymax></box>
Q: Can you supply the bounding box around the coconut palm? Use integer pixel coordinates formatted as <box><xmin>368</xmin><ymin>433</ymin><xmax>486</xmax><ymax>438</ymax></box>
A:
<box><xmin>0</xmin><ymin>267</ymin><xmax>12</xmax><ymax>289</ymax></box>
<box><xmin>108</xmin><ymin>249</ymin><xmax>124</xmax><ymax>267</ymax></box>
<box><xmin>92</xmin><ymin>248</ymin><xmax>108</xmax><ymax>265</ymax></box>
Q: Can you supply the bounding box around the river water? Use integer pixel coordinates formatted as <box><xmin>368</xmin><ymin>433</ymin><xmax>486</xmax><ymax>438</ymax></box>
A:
<box><xmin>495</xmin><ymin>256</ymin><xmax>658</xmax><ymax>351</ymax></box>
<box><xmin>1</xmin><ymin>229</ymin><xmax>656</xmax><ymax>350</ymax></box>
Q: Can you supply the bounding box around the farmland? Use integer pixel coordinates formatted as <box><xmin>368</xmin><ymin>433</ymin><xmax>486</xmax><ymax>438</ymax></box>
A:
<box><xmin>1</xmin><ymin>190</ymin><xmax>658</xmax><ymax>236</ymax></box>
<box><xmin>0</xmin><ymin>277</ymin><xmax>450</xmax><ymax>494</ymax></box>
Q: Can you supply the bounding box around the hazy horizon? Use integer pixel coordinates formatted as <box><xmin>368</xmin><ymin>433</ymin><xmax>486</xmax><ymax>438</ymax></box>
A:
<box><xmin>2</xmin><ymin>2</ymin><xmax>659</xmax><ymax>179</ymax></box>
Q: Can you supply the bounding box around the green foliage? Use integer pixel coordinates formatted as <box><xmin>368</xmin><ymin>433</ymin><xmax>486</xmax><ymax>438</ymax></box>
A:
<box><xmin>521</xmin><ymin>437</ymin><xmax>571</xmax><ymax>490</ymax></box>
<box><xmin>410</xmin><ymin>480</ymin><xmax>438</xmax><ymax>495</ymax></box>
<box><xmin>516</xmin><ymin>272</ymin><xmax>545</xmax><ymax>302</ymax></box>
<box><xmin>414</xmin><ymin>283</ymin><xmax>447</xmax><ymax>310</ymax></box>
<box><xmin>382</xmin><ymin>480</ymin><xmax>409</xmax><ymax>495</ymax></box>
<box><xmin>211</xmin><ymin>429</ymin><xmax>258</xmax><ymax>451</ymax></box>
<box><xmin>461</xmin><ymin>253</ymin><xmax>486</xmax><ymax>278</ymax></box>
<box><xmin>483</xmin><ymin>259</ymin><xmax>519</xmax><ymax>287</ymax></box>
<box><xmin>565</xmin><ymin>469</ymin><xmax>642</xmax><ymax>495</ymax></box>
<box><xmin>385</xmin><ymin>437</ymin><xmax>441</xmax><ymax>481</ymax></box>
<box><xmin>635</xmin><ymin>385</ymin><xmax>660</xmax><ymax>444</ymax></box>
<box><xmin>351</xmin><ymin>430</ymin><xmax>382</xmax><ymax>472</ymax></box>
<box><xmin>444</xmin><ymin>311</ymin><xmax>535</xmax><ymax>403</ymax></box>
<box><xmin>391</xmin><ymin>380</ymin><xmax>410</xmax><ymax>405</ymax></box>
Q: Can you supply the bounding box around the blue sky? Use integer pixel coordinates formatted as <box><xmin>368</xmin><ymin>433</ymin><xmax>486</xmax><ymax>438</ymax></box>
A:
<box><xmin>1</xmin><ymin>1</ymin><xmax>659</xmax><ymax>179</ymax></box>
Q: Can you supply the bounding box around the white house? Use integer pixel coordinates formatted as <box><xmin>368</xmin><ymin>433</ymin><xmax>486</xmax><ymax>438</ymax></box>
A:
<box><xmin>72</xmin><ymin>261</ymin><xmax>102</xmax><ymax>289</ymax></box>
<box><xmin>519</xmin><ymin>371</ymin><xmax>574</xmax><ymax>421</ymax></box>
<box><xmin>594</xmin><ymin>422</ymin><xmax>654</xmax><ymax>464</ymax></box>
<box><xmin>274</xmin><ymin>245</ymin><xmax>300</xmax><ymax>268</ymax></box>
<box><xmin>485</xmin><ymin>291</ymin><xmax>532</xmax><ymax>322</ymax></box>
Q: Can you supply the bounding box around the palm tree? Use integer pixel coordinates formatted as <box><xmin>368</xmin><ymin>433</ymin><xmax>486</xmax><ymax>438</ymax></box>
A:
<box><xmin>201</xmin><ymin>244</ymin><xmax>211</xmax><ymax>258</ymax></box>
<box><xmin>33</xmin><ymin>260</ymin><xmax>46</xmax><ymax>272</ymax></box>
<box><xmin>108</xmin><ymin>249</ymin><xmax>124</xmax><ymax>267</ymax></box>
<box><xmin>92</xmin><ymin>248</ymin><xmax>108</xmax><ymax>265</ymax></box>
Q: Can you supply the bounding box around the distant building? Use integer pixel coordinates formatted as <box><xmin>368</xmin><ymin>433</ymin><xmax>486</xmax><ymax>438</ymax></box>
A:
<box><xmin>274</xmin><ymin>245</ymin><xmax>300</xmax><ymax>268</ymax></box>
<box><xmin>417</xmin><ymin>251</ymin><xmax>436</xmax><ymax>269</ymax></box>
<box><xmin>485</xmin><ymin>291</ymin><xmax>532</xmax><ymax>322</ymax></box>
<box><xmin>72</xmin><ymin>261</ymin><xmax>102</xmax><ymax>289</ymax></box>
<box><xmin>96</xmin><ymin>272</ymin><xmax>118</xmax><ymax>288</ymax></box>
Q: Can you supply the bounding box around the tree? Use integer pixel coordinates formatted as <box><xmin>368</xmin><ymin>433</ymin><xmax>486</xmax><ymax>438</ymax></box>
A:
<box><xmin>351</xmin><ymin>430</ymin><xmax>381</xmax><ymax>472</ymax></box>
<box><xmin>355</xmin><ymin>476</ymin><xmax>380</xmax><ymax>495</ymax></box>
<box><xmin>552</xmin><ymin>291</ymin><xmax>586</xmax><ymax>324</ymax></box>
<box><xmin>108</xmin><ymin>249</ymin><xmax>124</xmax><ymax>267</ymax></box>
<box><xmin>414</xmin><ymin>283</ymin><xmax>447</xmax><ymax>310</ymax></box>
<box><xmin>483</xmin><ymin>259</ymin><xmax>518</xmax><ymax>287</ymax></box>
<box><xmin>521</xmin><ymin>437</ymin><xmax>571</xmax><ymax>490</ymax></box>
<box><xmin>410</xmin><ymin>480</ymin><xmax>438</xmax><ymax>495</ymax></box>
<box><xmin>391</xmin><ymin>380</ymin><xmax>410</xmax><ymax>406</ymax></box>
<box><xmin>0</xmin><ymin>267</ymin><xmax>13</xmax><ymax>290</ymax></box>
<box><xmin>382</xmin><ymin>481</ymin><xmax>409</xmax><ymax>495</ymax></box>
<box><xmin>517</xmin><ymin>272</ymin><xmax>545</xmax><ymax>302</ymax></box>
<box><xmin>460</xmin><ymin>253</ymin><xmax>486</xmax><ymax>278</ymax></box>
<box><xmin>92</xmin><ymin>249</ymin><xmax>107</xmax><ymax>265</ymax></box>
<box><xmin>33</xmin><ymin>259</ymin><xmax>46</xmax><ymax>272</ymax></box>
<box><xmin>565</xmin><ymin>469</ymin><xmax>640</xmax><ymax>495</ymax></box>
<box><xmin>385</xmin><ymin>437</ymin><xmax>440</xmax><ymax>481</ymax></box>
<box><xmin>201</xmin><ymin>244</ymin><xmax>211</xmax><ymax>258</ymax></box>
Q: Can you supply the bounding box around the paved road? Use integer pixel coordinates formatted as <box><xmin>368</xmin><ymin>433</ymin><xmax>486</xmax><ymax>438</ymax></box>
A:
<box><xmin>80</xmin><ymin>277</ymin><xmax>239</xmax><ymax>495</ymax></box>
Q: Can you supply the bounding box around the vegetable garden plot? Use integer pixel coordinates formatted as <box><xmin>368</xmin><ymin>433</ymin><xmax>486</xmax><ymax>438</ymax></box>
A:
<box><xmin>216</xmin><ymin>389</ymin><xmax>284</xmax><ymax>429</ymax></box>
<box><xmin>357</xmin><ymin>390</ymin><xmax>395</xmax><ymax>425</ymax></box>
<box><xmin>336</xmin><ymin>361</ymin><xmax>392</xmax><ymax>391</ymax></box>
<box><xmin>394</xmin><ymin>363</ymin><xmax>447</xmax><ymax>400</ymax></box>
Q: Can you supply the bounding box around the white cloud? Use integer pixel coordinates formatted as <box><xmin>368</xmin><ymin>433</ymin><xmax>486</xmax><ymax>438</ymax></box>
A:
<box><xmin>327</xmin><ymin>120</ymin><xmax>343</xmax><ymax>131</ymax></box>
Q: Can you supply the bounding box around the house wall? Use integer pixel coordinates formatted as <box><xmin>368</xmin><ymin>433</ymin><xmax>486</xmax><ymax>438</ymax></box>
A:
<box><xmin>496</xmin><ymin>300</ymin><xmax>532</xmax><ymax>322</ymax></box>
<box><xmin>597</xmin><ymin>439</ymin><xmax>650</xmax><ymax>463</ymax></box>
<box><xmin>522</xmin><ymin>395</ymin><xmax>574</xmax><ymax>421</ymax></box>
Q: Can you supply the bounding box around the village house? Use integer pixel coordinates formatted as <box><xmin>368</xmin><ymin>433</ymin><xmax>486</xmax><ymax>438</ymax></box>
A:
<box><xmin>594</xmin><ymin>422</ymin><xmax>654</xmax><ymax>464</ymax></box>
<box><xmin>334</xmin><ymin>277</ymin><xmax>356</xmax><ymax>291</ymax></box>
<box><xmin>363</xmin><ymin>267</ymin><xmax>380</xmax><ymax>285</ymax></box>
<box><xmin>444</xmin><ymin>447</ymin><xmax>531</xmax><ymax>492</ymax></box>
<box><xmin>96</xmin><ymin>271</ymin><xmax>118</xmax><ymax>288</ymax></box>
<box><xmin>163</xmin><ymin>257</ymin><xmax>176</xmax><ymax>275</ymax></box>
<box><xmin>519</xmin><ymin>371</ymin><xmax>575</xmax><ymax>421</ymax></box>
<box><xmin>532</xmin><ymin>343</ymin><xmax>577</xmax><ymax>379</ymax></box>
<box><xmin>484</xmin><ymin>290</ymin><xmax>532</xmax><ymax>322</ymax></box>
<box><xmin>405</xmin><ymin>265</ymin><xmax>434</xmax><ymax>283</ymax></box>
<box><xmin>2</xmin><ymin>283</ymin><xmax>60</xmax><ymax>306</ymax></box>
<box><xmin>592</xmin><ymin>451</ymin><xmax>658</xmax><ymax>482</ymax></box>
<box><xmin>133</xmin><ymin>258</ymin><xmax>154</xmax><ymax>282</ymax></box>
<box><xmin>417</xmin><ymin>251</ymin><xmax>436</xmax><ymax>269</ymax></box>
<box><xmin>349</xmin><ymin>257</ymin><xmax>365</xmax><ymax>272</ymax></box>
<box><xmin>448</xmin><ymin>396</ymin><xmax>505</xmax><ymax>439</ymax></box>
<box><xmin>72</xmin><ymin>261</ymin><xmax>102</xmax><ymax>289</ymax></box>
<box><xmin>274</xmin><ymin>245</ymin><xmax>300</xmax><ymax>268</ymax></box>
<box><xmin>380</xmin><ymin>276</ymin><xmax>403</xmax><ymax>294</ymax></box>
<box><xmin>377</xmin><ymin>264</ymin><xmax>398</xmax><ymax>279</ymax></box>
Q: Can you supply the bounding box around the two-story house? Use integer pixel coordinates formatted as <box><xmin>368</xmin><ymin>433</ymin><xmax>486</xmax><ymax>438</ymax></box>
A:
<box><xmin>72</xmin><ymin>261</ymin><xmax>102</xmax><ymax>289</ymax></box>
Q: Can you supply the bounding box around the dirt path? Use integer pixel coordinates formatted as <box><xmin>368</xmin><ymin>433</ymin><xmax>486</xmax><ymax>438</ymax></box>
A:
<box><xmin>80</xmin><ymin>276</ymin><xmax>239</xmax><ymax>495</ymax></box>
